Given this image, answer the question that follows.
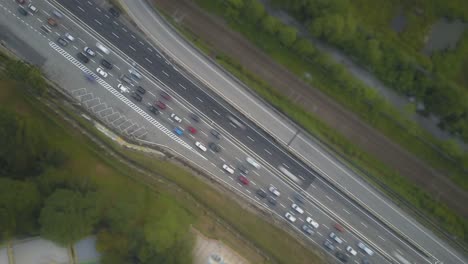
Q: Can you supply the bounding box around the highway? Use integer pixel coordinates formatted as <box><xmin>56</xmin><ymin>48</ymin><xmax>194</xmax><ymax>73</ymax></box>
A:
<box><xmin>1</xmin><ymin>0</ymin><xmax>466</xmax><ymax>263</ymax></box>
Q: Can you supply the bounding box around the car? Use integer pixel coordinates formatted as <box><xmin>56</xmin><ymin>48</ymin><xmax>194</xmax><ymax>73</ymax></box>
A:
<box><xmin>155</xmin><ymin>100</ymin><xmax>166</xmax><ymax>110</ymax></box>
<box><xmin>160</xmin><ymin>91</ymin><xmax>171</xmax><ymax>100</ymax></box>
<box><xmin>52</xmin><ymin>10</ymin><xmax>63</xmax><ymax>18</ymax></box>
<box><xmin>329</xmin><ymin>232</ymin><xmax>343</xmax><ymax>244</ymax></box>
<box><xmin>84</xmin><ymin>73</ymin><xmax>95</xmax><ymax>82</ymax></box>
<box><xmin>96</xmin><ymin>42</ymin><xmax>110</xmax><ymax>55</ymax></box>
<box><xmin>47</xmin><ymin>17</ymin><xmax>57</xmax><ymax>27</ymax></box>
<box><xmin>101</xmin><ymin>59</ymin><xmax>113</xmax><ymax>70</ymax></box>
<box><xmin>302</xmin><ymin>224</ymin><xmax>314</xmax><ymax>235</ymax></box>
<box><xmin>136</xmin><ymin>86</ymin><xmax>146</xmax><ymax>94</ymax></box>
<box><xmin>210</xmin><ymin>129</ymin><xmax>221</xmax><ymax>139</ymax></box>
<box><xmin>28</xmin><ymin>4</ymin><xmax>38</xmax><ymax>13</ymax></box>
<box><xmin>17</xmin><ymin>7</ymin><xmax>28</xmax><ymax>16</ymax></box>
<box><xmin>285</xmin><ymin>212</ymin><xmax>296</xmax><ymax>223</ymax></box>
<box><xmin>56</xmin><ymin>37</ymin><xmax>68</xmax><ymax>47</ymax></box>
<box><xmin>323</xmin><ymin>240</ymin><xmax>335</xmax><ymax>251</ymax></box>
<box><xmin>294</xmin><ymin>193</ymin><xmax>305</xmax><ymax>204</ymax></box>
<box><xmin>77</xmin><ymin>52</ymin><xmax>89</xmax><ymax>63</ymax></box>
<box><xmin>16</xmin><ymin>0</ymin><xmax>26</xmax><ymax>5</ymax></box>
<box><xmin>306</xmin><ymin>217</ymin><xmax>319</xmax><ymax>229</ymax></box>
<box><xmin>129</xmin><ymin>68</ymin><xmax>142</xmax><ymax>80</ymax></box>
<box><xmin>209</xmin><ymin>143</ymin><xmax>221</xmax><ymax>153</ymax></box>
<box><xmin>335</xmin><ymin>252</ymin><xmax>348</xmax><ymax>263</ymax></box>
<box><xmin>238</xmin><ymin>164</ymin><xmax>249</xmax><ymax>175</ymax></box>
<box><xmin>357</xmin><ymin>242</ymin><xmax>374</xmax><ymax>256</ymax></box>
<box><xmin>334</xmin><ymin>223</ymin><xmax>345</xmax><ymax>233</ymax></box>
<box><xmin>238</xmin><ymin>175</ymin><xmax>249</xmax><ymax>185</ymax></box>
<box><xmin>84</xmin><ymin>47</ymin><xmax>96</xmax><ymax>57</ymax></box>
<box><xmin>190</xmin><ymin>113</ymin><xmax>200</xmax><ymax>122</ymax></box>
<box><xmin>361</xmin><ymin>259</ymin><xmax>371</xmax><ymax>264</ymax></box>
<box><xmin>173</xmin><ymin>127</ymin><xmax>183</xmax><ymax>136</ymax></box>
<box><xmin>117</xmin><ymin>83</ymin><xmax>129</xmax><ymax>93</ymax></box>
<box><xmin>268</xmin><ymin>186</ymin><xmax>280</xmax><ymax>197</ymax></box>
<box><xmin>131</xmin><ymin>92</ymin><xmax>142</xmax><ymax>102</ymax></box>
<box><xmin>148</xmin><ymin>105</ymin><xmax>159</xmax><ymax>115</ymax></box>
<box><xmin>292</xmin><ymin>203</ymin><xmax>304</xmax><ymax>214</ymax></box>
<box><xmin>64</xmin><ymin>33</ymin><xmax>75</xmax><ymax>42</ymax></box>
<box><xmin>246</xmin><ymin>157</ymin><xmax>261</xmax><ymax>169</ymax></box>
<box><xmin>256</xmin><ymin>189</ymin><xmax>267</xmax><ymax>198</ymax></box>
<box><xmin>195</xmin><ymin>141</ymin><xmax>207</xmax><ymax>152</ymax></box>
<box><xmin>346</xmin><ymin>246</ymin><xmax>357</xmax><ymax>256</ymax></box>
<box><xmin>187</xmin><ymin>126</ymin><xmax>197</xmax><ymax>134</ymax></box>
<box><xmin>96</xmin><ymin>67</ymin><xmax>108</xmax><ymax>78</ymax></box>
<box><xmin>267</xmin><ymin>196</ymin><xmax>277</xmax><ymax>206</ymax></box>
<box><xmin>170</xmin><ymin>113</ymin><xmax>182</xmax><ymax>123</ymax></box>
<box><xmin>120</xmin><ymin>74</ymin><xmax>132</xmax><ymax>85</ymax></box>
<box><xmin>109</xmin><ymin>7</ymin><xmax>120</xmax><ymax>17</ymax></box>
<box><xmin>222</xmin><ymin>164</ymin><xmax>234</xmax><ymax>174</ymax></box>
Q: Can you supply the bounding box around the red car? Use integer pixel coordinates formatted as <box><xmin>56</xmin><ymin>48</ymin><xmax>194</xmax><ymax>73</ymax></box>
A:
<box><xmin>160</xmin><ymin>91</ymin><xmax>171</xmax><ymax>101</ymax></box>
<box><xmin>187</xmin><ymin>126</ymin><xmax>197</xmax><ymax>134</ymax></box>
<box><xmin>155</xmin><ymin>100</ymin><xmax>166</xmax><ymax>110</ymax></box>
<box><xmin>238</xmin><ymin>175</ymin><xmax>249</xmax><ymax>186</ymax></box>
<box><xmin>334</xmin><ymin>223</ymin><xmax>345</xmax><ymax>233</ymax></box>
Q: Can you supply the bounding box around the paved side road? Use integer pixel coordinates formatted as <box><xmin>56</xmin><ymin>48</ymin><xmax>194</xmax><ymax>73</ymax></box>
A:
<box><xmin>117</xmin><ymin>0</ymin><xmax>467</xmax><ymax>263</ymax></box>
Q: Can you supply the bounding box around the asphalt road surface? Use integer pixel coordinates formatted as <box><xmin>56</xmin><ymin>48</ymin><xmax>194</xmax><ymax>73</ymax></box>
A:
<box><xmin>1</xmin><ymin>0</ymin><xmax>466</xmax><ymax>263</ymax></box>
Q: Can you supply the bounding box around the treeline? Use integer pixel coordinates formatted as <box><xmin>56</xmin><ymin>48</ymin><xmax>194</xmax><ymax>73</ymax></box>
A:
<box><xmin>268</xmin><ymin>0</ymin><xmax>468</xmax><ymax>142</ymax></box>
<box><xmin>0</xmin><ymin>107</ymin><xmax>193</xmax><ymax>264</ymax></box>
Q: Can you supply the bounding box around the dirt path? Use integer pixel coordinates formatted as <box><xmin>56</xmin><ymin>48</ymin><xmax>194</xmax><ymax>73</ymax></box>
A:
<box><xmin>152</xmin><ymin>0</ymin><xmax>468</xmax><ymax>218</ymax></box>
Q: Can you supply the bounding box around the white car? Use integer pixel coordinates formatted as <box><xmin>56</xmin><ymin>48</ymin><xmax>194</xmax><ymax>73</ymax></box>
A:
<box><xmin>346</xmin><ymin>246</ymin><xmax>357</xmax><ymax>256</ymax></box>
<box><xmin>195</xmin><ymin>141</ymin><xmax>207</xmax><ymax>152</ymax></box>
<box><xmin>246</xmin><ymin>157</ymin><xmax>261</xmax><ymax>169</ymax></box>
<box><xmin>268</xmin><ymin>186</ymin><xmax>280</xmax><ymax>197</ymax></box>
<box><xmin>222</xmin><ymin>164</ymin><xmax>234</xmax><ymax>174</ymax></box>
<box><xmin>117</xmin><ymin>83</ymin><xmax>129</xmax><ymax>93</ymax></box>
<box><xmin>329</xmin><ymin>232</ymin><xmax>343</xmax><ymax>244</ymax></box>
<box><xmin>285</xmin><ymin>212</ymin><xmax>296</xmax><ymax>223</ymax></box>
<box><xmin>291</xmin><ymin>203</ymin><xmax>304</xmax><ymax>214</ymax></box>
<box><xmin>306</xmin><ymin>217</ymin><xmax>319</xmax><ymax>228</ymax></box>
<box><xmin>170</xmin><ymin>113</ymin><xmax>182</xmax><ymax>123</ymax></box>
<box><xmin>96</xmin><ymin>67</ymin><xmax>108</xmax><ymax>78</ymax></box>
<box><xmin>84</xmin><ymin>47</ymin><xmax>96</xmax><ymax>57</ymax></box>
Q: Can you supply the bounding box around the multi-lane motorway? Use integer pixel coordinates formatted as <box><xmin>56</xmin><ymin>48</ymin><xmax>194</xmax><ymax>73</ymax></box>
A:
<box><xmin>2</xmin><ymin>0</ymin><xmax>466</xmax><ymax>263</ymax></box>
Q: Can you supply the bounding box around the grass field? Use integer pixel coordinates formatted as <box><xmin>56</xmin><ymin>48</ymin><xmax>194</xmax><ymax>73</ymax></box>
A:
<box><xmin>0</xmin><ymin>65</ymin><xmax>325</xmax><ymax>263</ymax></box>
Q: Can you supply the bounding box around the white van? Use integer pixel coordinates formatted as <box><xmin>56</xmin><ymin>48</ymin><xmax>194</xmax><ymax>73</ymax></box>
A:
<box><xmin>96</xmin><ymin>42</ymin><xmax>110</xmax><ymax>55</ymax></box>
<box><xmin>357</xmin><ymin>242</ymin><xmax>374</xmax><ymax>256</ymax></box>
<box><xmin>195</xmin><ymin>142</ymin><xmax>207</xmax><ymax>152</ymax></box>
<box><xmin>246</xmin><ymin>157</ymin><xmax>261</xmax><ymax>169</ymax></box>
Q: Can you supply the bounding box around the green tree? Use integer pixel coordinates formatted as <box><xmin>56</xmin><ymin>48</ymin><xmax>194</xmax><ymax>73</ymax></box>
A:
<box><xmin>5</xmin><ymin>60</ymin><xmax>47</xmax><ymax>95</ymax></box>
<box><xmin>277</xmin><ymin>25</ymin><xmax>298</xmax><ymax>47</ymax></box>
<box><xmin>261</xmin><ymin>15</ymin><xmax>281</xmax><ymax>34</ymax></box>
<box><xmin>39</xmin><ymin>189</ymin><xmax>99</xmax><ymax>245</ymax></box>
<box><xmin>292</xmin><ymin>38</ymin><xmax>317</xmax><ymax>58</ymax></box>
<box><xmin>244</xmin><ymin>0</ymin><xmax>266</xmax><ymax>23</ymax></box>
<box><xmin>0</xmin><ymin>178</ymin><xmax>41</xmax><ymax>239</ymax></box>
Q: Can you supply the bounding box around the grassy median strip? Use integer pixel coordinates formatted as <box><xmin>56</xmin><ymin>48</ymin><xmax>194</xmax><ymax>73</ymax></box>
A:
<box><xmin>154</xmin><ymin>7</ymin><xmax>468</xmax><ymax>245</ymax></box>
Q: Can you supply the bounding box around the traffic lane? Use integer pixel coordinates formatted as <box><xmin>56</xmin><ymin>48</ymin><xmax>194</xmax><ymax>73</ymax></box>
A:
<box><xmin>58</xmin><ymin>0</ymin><xmax>317</xmax><ymax>184</ymax></box>
<box><xmin>309</xmin><ymin>180</ymin><xmax>424</xmax><ymax>263</ymax></box>
<box><xmin>44</xmin><ymin>1</ymin><xmax>424</xmax><ymax>262</ymax></box>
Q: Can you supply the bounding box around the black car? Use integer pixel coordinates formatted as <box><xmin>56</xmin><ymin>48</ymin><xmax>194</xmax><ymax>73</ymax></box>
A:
<box><xmin>335</xmin><ymin>252</ymin><xmax>348</xmax><ymax>263</ymax></box>
<box><xmin>77</xmin><ymin>52</ymin><xmax>89</xmax><ymax>63</ymax></box>
<box><xmin>56</xmin><ymin>37</ymin><xmax>68</xmax><ymax>47</ymax></box>
<box><xmin>210</xmin><ymin>129</ymin><xmax>221</xmax><ymax>139</ymax></box>
<box><xmin>148</xmin><ymin>105</ymin><xmax>160</xmax><ymax>115</ymax></box>
<box><xmin>209</xmin><ymin>142</ymin><xmax>221</xmax><ymax>153</ymax></box>
<box><xmin>18</xmin><ymin>7</ymin><xmax>28</xmax><ymax>16</ymax></box>
<box><xmin>238</xmin><ymin>165</ymin><xmax>249</xmax><ymax>175</ymax></box>
<box><xmin>323</xmin><ymin>239</ymin><xmax>335</xmax><ymax>251</ymax></box>
<box><xmin>100</xmin><ymin>59</ymin><xmax>113</xmax><ymax>70</ymax></box>
<box><xmin>136</xmin><ymin>86</ymin><xmax>146</xmax><ymax>94</ymax></box>
<box><xmin>267</xmin><ymin>196</ymin><xmax>277</xmax><ymax>206</ymax></box>
<box><xmin>256</xmin><ymin>189</ymin><xmax>267</xmax><ymax>198</ymax></box>
<box><xmin>108</xmin><ymin>7</ymin><xmax>120</xmax><ymax>17</ymax></box>
<box><xmin>189</xmin><ymin>113</ymin><xmax>200</xmax><ymax>122</ymax></box>
<box><xmin>131</xmin><ymin>92</ymin><xmax>142</xmax><ymax>102</ymax></box>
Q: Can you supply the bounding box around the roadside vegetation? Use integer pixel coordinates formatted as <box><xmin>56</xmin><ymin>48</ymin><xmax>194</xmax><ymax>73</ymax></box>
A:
<box><xmin>0</xmin><ymin>55</ymin><xmax>324</xmax><ymax>264</ymax></box>
<box><xmin>156</xmin><ymin>0</ymin><xmax>468</xmax><ymax>245</ymax></box>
